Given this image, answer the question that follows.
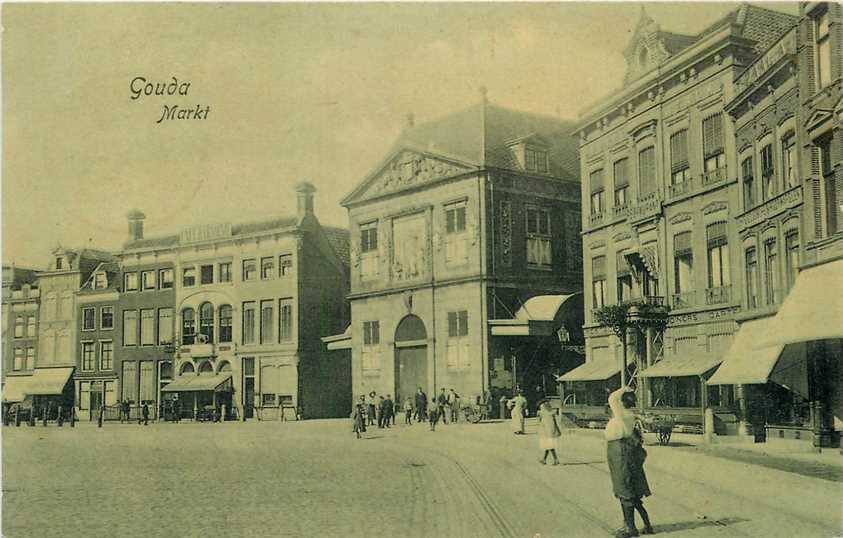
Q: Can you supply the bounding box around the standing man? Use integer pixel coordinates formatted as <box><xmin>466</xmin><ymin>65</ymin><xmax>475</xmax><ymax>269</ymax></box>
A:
<box><xmin>448</xmin><ymin>389</ymin><xmax>460</xmax><ymax>423</ymax></box>
<box><xmin>414</xmin><ymin>387</ymin><xmax>428</xmax><ymax>422</ymax></box>
<box><xmin>384</xmin><ymin>395</ymin><xmax>394</xmax><ymax>428</ymax></box>
<box><xmin>437</xmin><ymin>388</ymin><xmax>449</xmax><ymax>425</ymax></box>
<box><xmin>121</xmin><ymin>399</ymin><xmax>130</xmax><ymax>424</ymax></box>
<box><xmin>141</xmin><ymin>402</ymin><xmax>150</xmax><ymax>426</ymax></box>
<box><xmin>367</xmin><ymin>391</ymin><xmax>378</xmax><ymax>426</ymax></box>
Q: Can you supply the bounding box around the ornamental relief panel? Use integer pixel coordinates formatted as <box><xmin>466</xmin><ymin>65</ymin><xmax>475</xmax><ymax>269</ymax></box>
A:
<box><xmin>364</xmin><ymin>151</ymin><xmax>471</xmax><ymax>200</ymax></box>
<box><xmin>391</xmin><ymin>213</ymin><xmax>430</xmax><ymax>282</ymax></box>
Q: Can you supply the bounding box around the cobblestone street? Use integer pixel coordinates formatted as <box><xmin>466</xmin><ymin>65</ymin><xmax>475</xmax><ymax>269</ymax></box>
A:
<box><xmin>2</xmin><ymin>419</ymin><xmax>840</xmax><ymax>538</ymax></box>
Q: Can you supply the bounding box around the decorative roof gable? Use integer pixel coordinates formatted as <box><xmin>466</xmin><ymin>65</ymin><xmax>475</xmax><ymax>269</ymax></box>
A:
<box><xmin>623</xmin><ymin>8</ymin><xmax>695</xmax><ymax>84</ymax></box>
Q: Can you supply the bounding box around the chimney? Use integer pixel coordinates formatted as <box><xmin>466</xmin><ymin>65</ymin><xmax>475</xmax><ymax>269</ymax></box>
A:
<box><xmin>127</xmin><ymin>209</ymin><xmax>145</xmax><ymax>241</ymax></box>
<box><xmin>295</xmin><ymin>181</ymin><xmax>316</xmax><ymax>220</ymax></box>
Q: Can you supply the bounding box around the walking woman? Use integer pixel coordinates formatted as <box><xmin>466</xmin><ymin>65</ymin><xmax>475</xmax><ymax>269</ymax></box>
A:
<box><xmin>352</xmin><ymin>399</ymin><xmax>366</xmax><ymax>439</ymax></box>
<box><xmin>537</xmin><ymin>400</ymin><xmax>561</xmax><ymax>465</ymax></box>
<box><xmin>508</xmin><ymin>390</ymin><xmax>527</xmax><ymax>435</ymax></box>
<box><xmin>605</xmin><ymin>386</ymin><xmax>653</xmax><ymax>537</ymax></box>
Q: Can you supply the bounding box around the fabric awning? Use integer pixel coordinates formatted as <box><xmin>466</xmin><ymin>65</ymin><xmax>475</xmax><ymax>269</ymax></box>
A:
<box><xmin>2</xmin><ymin>375</ymin><xmax>33</xmax><ymax>402</ymax></box>
<box><xmin>708</xmin><ymin>317</ymin><xmax>782</xmax><ymax>385</ymax></box>
<box><xmin>558</xmin><ymin>359</ymin><xmax>620</xmax><ymax>382</ymax></box>
<box><xmin>322</xmin><ymin>325</ymin><xmax>352</xmax><ymax>350</ymax></box>
<box><xmin>757</xmin><ymin>259</ymin><xmax>843</xmax><ymax>347</ymax></box>
<box><xmin>639</xmin><ymin>354</ymin><xmax>722</xmax><ymax>378</ymax></box>
<box><xmin>490</xmin><ymin>294</ymin><xmax>579</xmax><ymax>337</ymax></box>
<box><xmin>161</xmin><ymin>373</ymin><xmax>232</xmax><ymax>392</ymax></box>
<box><xmin>27</xmin><ymin>367</ymin><xmax>74</xmax><ymax>396</ymax></box>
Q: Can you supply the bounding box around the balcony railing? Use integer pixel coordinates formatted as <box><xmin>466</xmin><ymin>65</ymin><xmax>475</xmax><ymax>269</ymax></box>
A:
<box><xmin>629</xmin><ymin>192</ymin><xmax>662</xmax><ymax>221</ymax></box>
<box><xmin>612</xmin><ymin>204</ymin><xmax>632</xmax><ymax>219</ymax></box>
<box><xmin>622</xmin><ymin>295</ymin><xmax>666</xmax><ymax>307</ymax></box>
<box><xmin>705</xmin><ymin>285</ymin><xmax>732</xmax><ymax>305</ymax></box>
<box><xmin>702</xmin><ymin>166</ymin><xmax>728</xmax><ymax>186</ymax></box>
<box><xmin>667</xmin><ymin>178</ymin><xmax>693</xmax><ymax>199</ymax></box>
<box><xmin>589</xmin><ymin>212</ymin><xmax>604</xmax><ymax>226</ymax></box>
<box><xmin>671</xmin><ymin>290</ymin><xmax>696</xmax><ymax>309</ymax></box>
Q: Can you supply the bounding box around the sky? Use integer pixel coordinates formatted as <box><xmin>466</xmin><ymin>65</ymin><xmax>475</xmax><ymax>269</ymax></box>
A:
<box><xmin>1</xmin><ymin>2</ymin><xmax>799</xmax><ymax>268</ymax></box>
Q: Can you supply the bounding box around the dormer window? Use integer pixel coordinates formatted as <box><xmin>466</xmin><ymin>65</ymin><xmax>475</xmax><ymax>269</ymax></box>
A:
<box><xmin>93</xmin><ymin>273</ymin><xmax>107</xmax><ymax>290</ymax></box>
<box><xmin>638</xmin><ymin>46</ymin><xmax>649</xmax><ymax>68</ymax></box>
<box><xmin>525</xmin><ymin>148</ymin><xmax>548</xmax><ymax>173</ymax></box>
<box><xmin>55</xmin><ymin>257</ymin><xmax>63</xmax><ymax>270</ymax></box>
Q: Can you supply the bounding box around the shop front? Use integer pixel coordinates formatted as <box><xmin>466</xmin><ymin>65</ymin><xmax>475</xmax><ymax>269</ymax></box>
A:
<box><xmin>3</xmin><ymin>367</ymin><xmax>75</xmax><ymax>423</ymax></box>
<box><xmin>557</xmin><ymin>350</ymin><xmax>620</xmax><ymax>428</ymax></box>
<box><xmin>161</xmin><ymin>373</ymin><xmax>233</xmax><ymax>421</ymax></box>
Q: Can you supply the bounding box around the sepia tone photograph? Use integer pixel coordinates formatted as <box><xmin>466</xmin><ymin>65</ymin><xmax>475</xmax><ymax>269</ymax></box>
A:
<box><xmin>1</xmin><ymin>1</ymin><xmax>841</xmax><ymax>537</ymax></box>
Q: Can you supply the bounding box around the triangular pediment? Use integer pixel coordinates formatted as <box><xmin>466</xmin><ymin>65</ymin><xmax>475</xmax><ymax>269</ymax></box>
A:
<box><xmin>342</xmin><ymin>148</ymin><xmax>475</xmax><ymax>206</ymax></box>
<box><xmin>805</xmin><ymin>108</ymin><xmax>833</xmax><ymax>134</ymax></box>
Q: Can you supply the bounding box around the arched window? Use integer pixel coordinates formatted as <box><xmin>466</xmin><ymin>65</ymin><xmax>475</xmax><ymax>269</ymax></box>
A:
<box><xmin>198</xmin><ymin>361</ymin><xmax>213</xmax><ymax>375</ymax></box>
<box><xmin>160</xmin><ymin>362</ymin><xmax>173</xmax><ymax>381</ymax></box>
<box><xmin>199</xmin><ymin>302</ymin><xmax>214</xmax><ymax>343</ymax></box>
<box><xmin>217</xmin><ymin>360</ymin><xmax>231</xmax><ymax>373</ymax></box>
<box><xmin>180</xmin><ymin>362</ymin><xmax>195</xmax><ymax>375</ymax></box>
<box><xmin>182</xmin><ymin>308</ymin><xmax>195</xmax><ymax>345</ymax></box>
<box><xmin>219</xmin><ymin>305</ymin><xmax>232</xmax><ymax>343</ymax></box>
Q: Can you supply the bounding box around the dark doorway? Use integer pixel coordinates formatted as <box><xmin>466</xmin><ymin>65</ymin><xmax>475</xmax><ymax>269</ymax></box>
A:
<box><xmin>394</xmin><ymin>315</ymin><xmax>428</xmax><ymax>405</ymax></box>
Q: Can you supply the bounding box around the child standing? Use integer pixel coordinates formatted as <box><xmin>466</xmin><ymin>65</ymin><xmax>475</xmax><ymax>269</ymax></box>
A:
<box><xmin>428</xmin><ymin>403</ymin><xmax>440</xmax><ymax>431</ymax></box>
<box><xmin>352</xmin><ymin>402</ymin><xmax>366</xmax><ymax>439</ymax></box>
<box><xmin>537</xmin><ymin>400</ymin><xmax>561</xmax><ymax>465</ymax></box>
<box><xmin>404</xmin><ymin>397</ymin><xmax>413</xmax><ymax>425</ymax></box>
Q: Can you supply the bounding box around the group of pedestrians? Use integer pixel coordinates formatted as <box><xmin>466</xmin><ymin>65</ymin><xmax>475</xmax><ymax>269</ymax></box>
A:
<box><xmin>351</xmin><ymin>386</ymin><xmax>470</xmax><ymax>437</ymax></box>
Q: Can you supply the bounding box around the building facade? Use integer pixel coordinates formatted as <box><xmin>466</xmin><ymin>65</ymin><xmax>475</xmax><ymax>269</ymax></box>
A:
<box><xmin>333</xmin><ymin>100</ymin><xmax>583</xmax><ymax>411</ymax></box>
<box><xmin>2</xmin><ymin>266</ymin><xmax>40</xmax><ymax>412</ymax></box>
<box><xmin>119</xmin><ymin>183</ymin><xmax>349</xmax><ymax>420</ymax></box>
<box><xmin>570</xmin><ymin>5</ymin><xmax>799</xmax><ymax>431</ymax></box>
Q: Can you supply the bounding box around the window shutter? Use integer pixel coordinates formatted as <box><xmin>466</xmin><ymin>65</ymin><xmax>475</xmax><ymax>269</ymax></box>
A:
<box><xmin>638</xmin><ymin>147</ymin><xmax>656</xmax><ymax>195</ymax></box>
<box><xmin>670</xmin><ymin>130</ymin><xmax>689</xmax><ymax>171</ymax></box>
<box><xmin>447</xmin><ymin>312</ymin><xmax>457</xmax><ymax>338</ymax></box>
<box><xmin>592</xmin><ymin>256</ymin><xmax>606</xmax><ymax>278</ymax></box>
<box><xmin>674</xmin><ymin>232</ymin><xmax>693</xmax><ymax>256</ymax></box>
<box><xmin>613</xmin><ymin>159</ymin><xmax>629</xmax><ymax>188</ymax></box>
<box><xmin>616</xmin><ymin>251</ymin><xmax>630</xmax><ymax>275</ymax></box>
<box><xmin>706</xmin><ymin>222</ymin><xmax>727</xmax><ymax>247</ymax></box>
<box><xmin>590</xmin><ymin>168</ymin><xmax>604</xmax><ymax>193</ymax></box>
<box><xmin>703</xmin><ymin>114</ymin><xmax>724</xmax><ymax>157</ymax></box>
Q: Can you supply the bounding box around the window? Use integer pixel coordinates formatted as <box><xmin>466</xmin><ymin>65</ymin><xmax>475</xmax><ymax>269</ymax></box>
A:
<box><xmin>279</xmin><ymin>299</ymin><xmax>293</xmax><ymax>341</ymax></box>
<box><xmin>218</xmin><ymin>262</ymin><xmax>232</xmax><ymax>283</ymax></box>
<box><xmin>592</xmin><ymin>256</ymin><xmax>607</xmax><ymax>309</ymax></box>
<box><xmin>702</xmin><ymin>114</ymin><xmax>725</xmax><ymax>172</ymax></box>
<box><xmin>589</xmin><ymin>169</ymin><xmax>604</xmax><ymax>215</ymax></box>
<box><xmin>200</xmin><ymin>265</ymin><xmax>214</xmax><ymax>285</ymax></box>
<box><xmin>761</xmin><ymin>144</ymin><xmax>775</xmax><ymax>200</ymax></box>
<box><xmin>360</xmin><ymin>221</ymin><xmax>378</xmax><ymax>253</ymax></box>
<box><xmin>242</xmin><ymin>259</ymin><xmax>256</xmax><ymax>281</ymax></box>
<box><xmin>447</xmin><ymin>310</ymin><xmax>470</xmax><ymax>368</ymax></box>
<box><xmin>101</xmin><ymin>307</ymin><xmax>114</xmax><ymax>330</ymax></box>
<box><xmin>261</xmin><ymin>257</ymin><xmax>275</xmax><ymax>280</ymax></box>
<box><xmin>706</xmin><ymin>222</ymin><xmax>730</xmax><ymax>288</ymax></box>
<box><xmin>742</xmin><ymin>157</ymin><xmax>755</xmax><ymax>209</ymax></box>
<box><xmin>262</xmin><ymin>393</ymin><xmax>278</xmax><ymax>406</ymax></box>
<box><xmin>782</xmin><ymin>133</ymin><xmax>797</xmax><ymax>189</ymax></box>
<box><xmin>158</xmin><ymin>308</ymin><xmax>173</xmax><ymax>345</ymax></box>
<box><xmin>182</xmin><ymin>267</ymin><xmax>196</xmax><ymax>287</ymax></box>
<box><xmin>141</xmin><ymin>270</ymin><xmax>155</xmax><ymax>290</ymax></box>
<box><xmin>745</xmin><ymin>248</ymin><xmax>759</xmax><ymax>308</ymax></box>
<box><xmin>159</xmin><ymin>269</ymin><xmax>174</xmax><ymax>289</ymax></box>
<box><xmin>55</xmin><ymin>257</ymin><xmax>63</xmax><ymax>270</ymax></box>
<box><xmin>526</xmin><ymin>207</ymin><xmax>552</xmax><ymax>267</ymax></box>
<box><xmin>140</xmin><ymin>309</ymin><xmax>155</xmax><ymax>346</ymax></box>
<box><xmin>638</xmin><ymin>147</ymin><xmax>656</xmax><ymax>196</ymax></box>
<box><xmin>13</xmin><ymin>348</ymin><xmax>23</xmax><ymax>370</ymax></box>
<box><xmin>82</xmin><ymin>308</ymin><xmax>96</xmax><ymax>331</ymax></box>
<box><xmin>14</xmin><ymin>317</ymin><xmax>23</xmax><ymax>338</ymax></box>
<box><xmin>93</xmin><ymin>272</ymin><xmax>107</xmax><ymax>290</ymax></box>
<box><xmin>819</xmin><ymin>137</ymin><xmax>840</xmax><ymax>235</ymax></box>
<box><xmin>123</xmin><ymin>310</ymin><xmax>138</xmax><ymax>346</ymax></box>
<box><xmin>199</xmin><ymin>303</ymin><xmax>214</xmax><ymax>343</ymax></box>
<box><xmin>100</xmin><ymin>341</ymin><xmax>113</xmax><ymax>370</ymax></box>
<box><xmin>446</xmin><ymin>202</ymin><xmax>467</xmax><ymax>234</ymax></box>
<box><xmin>362</xmin><ymin>320</ymin><xmax>380</xmax><ymax>371</ymax></box>
<box><xmin>218</xmin><ymin>305</ymin><xmax>232</xmax><ymax>343</ymax></box>
<box><xmin>278</xmin><ymin>255</ymin><xmax>292</xmax><ymax>277</ymax></box>
<box><xmin>445</xmin><ymin>201</ymin><xmax>469</xmax><ymax>265</ymax></box>
<box><xmin>764</xmin><ymin>239</ymin><xmax>779</xmax><ymax>305</ymax></box>
<box><xmin>82</xmin><ymin>342</ymin><xmax>95</xmax><ymax>371</ymax></box>
<box><xmin>525</xmin><ymin>148</ymin><xmax>547</xmax><ymax>172</ymax></box>
<box><xmin>25</xmin><ymin>347</ymin><xmax>34</xmax><ymax>370</ymax></box>
<box><xmin>614</xmin><ymin>159</ymin><xmax>629</xmax><ymax>207</ymax></box>
<box><xmin>670</xmin><ymin>130</ymin><xmax>690</xmax><ymax>184</ymax></box>
<box><xmin>181</xmin><ymin>308</ymin><xmax>195</xmax><ymax>345</ymax></box>
<box><xmin>139</xmin><ymin>361</ymin><xmax>155</xmax><ymax>402</ymax></box>
<box><xmin>260</xmin><ymin>300</ymin><xmax>274</xmax><ymax>344</ymax></box>
<box><xmin>616</xmin><ymin>251</ymin><xmax>633</xmax><ymax>303</ymax></box>
<box><xmin>124</xmin><ymin>272</ymin><xmax>138</xmax><ymax>292</ymax></box>
<box><xmin>815</xmin><ymin>9</ymin><xmax>831</xmax><ymax>90</ymax></box>
<box><xmin>27</xmin><ymin>316</ymin><xmax>36</xmax><ymax>336</ymax></box>
<box><xmin>242</xmin><ymin>302</ymin><xmax>256</xmax><ymax>344</ymax></box>
<box><xmin>674</xmin><ymin>232</ymin><xmax>694</xmax><ymax>295</ymax></box>
<box><xmin>122</xmin><ymin>361</ymin><xmax>137</xmax><ymax>403</ymax></box>
<box><xmin>784</xmin><ymin>232</ymin><xmax>799</xmax><ymax>291</ymax></box>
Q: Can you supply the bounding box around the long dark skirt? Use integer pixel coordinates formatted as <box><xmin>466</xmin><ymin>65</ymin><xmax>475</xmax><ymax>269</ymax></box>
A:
<box><xmin>607</xmin><ymin>438</ymin><xmax>651</xmax><ymax>504</ymax></box>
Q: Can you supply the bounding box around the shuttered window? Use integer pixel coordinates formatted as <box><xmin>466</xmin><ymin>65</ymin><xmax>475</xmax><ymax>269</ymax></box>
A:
<box><xmin>638</xmin><ymin>147</ymin><xmax>656</xmax><ymax>195</ymax></box>
<box><xmin>613</xmin><ymin>159</ymin><xmax>629</xmax><ymax>187</ymax></box>
<box><xmin>589</xmin><ymin>168</ymin><xmax>604</xmax><ymax>193</ymax></box>
<box><xmin>706</xmin><ymin>222</ymin><xmax>727</xmax><ymax>247</ymax></box>
<box><xmin>670</xmin><ymin>130</ymin><xmax>689</xmax><ymax>172</ymax></box>
<box><xmin>702</xmin><ymin>114</ymin><xmax>724</xmax><ymax>157</ymax></box>
<box><xmin>674</xmin><ymin>232</ymin><xmax>692</xmax><ymax>256</ymax></box>
<box><xmin>592</xmin><ymin>255</ymin><xmax>606</xmax><ymax>278</ymax></box>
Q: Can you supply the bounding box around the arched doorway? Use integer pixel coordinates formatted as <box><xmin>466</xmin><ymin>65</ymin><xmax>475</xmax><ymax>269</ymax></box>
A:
<box><xmin>394</xmin><ymin>315</ymin><xmax>428</xmax><ymax>405</ymax></box>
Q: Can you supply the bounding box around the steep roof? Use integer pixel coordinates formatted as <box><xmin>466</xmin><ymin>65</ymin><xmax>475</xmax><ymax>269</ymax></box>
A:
<box><xmin>699</xmin><ymin>3</ymin><xmax>798</xmax><ymax>54</ymax></box>
<box><xmin>122</xmin><ymin>216</ymin><xmax>299</xmax><ymax>251</ymax></box>
<box><xmin>78</xmin><ymin>261</ymin><xmax>120</xmax><ymax>294</ymax></box>
<box><xmin>322</xmin><ymin>226</ymin><xmax>350</xmax><ymax>268</ymax></box>
<box><xmin>394</xmin><ymin>103</ymin><xmax>580</xmax><ymax>181</ymax></box>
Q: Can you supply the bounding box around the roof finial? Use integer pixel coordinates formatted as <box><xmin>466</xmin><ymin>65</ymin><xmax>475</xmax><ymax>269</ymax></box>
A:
<box><xmin>406</xmin><ymin>112</ymin><xmax>415</xmax><ymax>128</ymax></box>
<box><xmin>479</xmin><ymin>86</ymin><xmax>488</xmax><ymax>105</ymax></box>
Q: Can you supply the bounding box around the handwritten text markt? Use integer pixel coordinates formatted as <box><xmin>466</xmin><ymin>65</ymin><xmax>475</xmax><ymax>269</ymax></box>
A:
<box><xmin>130</xmin><ymin>77</ymin><xmax>210</xmax><ymax>124</ymax></box>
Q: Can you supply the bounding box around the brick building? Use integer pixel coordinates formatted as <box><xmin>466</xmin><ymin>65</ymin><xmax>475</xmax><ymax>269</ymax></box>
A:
<box><xmin>2</xmin><ymin>265</ymin><xmax>40</xmax><ymax>412</ymax></box>
<box><xmin>327</xmin><ymin>98</ymin><xmax>583</xmax><ymax>412</ymax></box>
<box><xmin>569</xmin><ymin>5</ymin><xmax>798</xmax><ymax>432</ymax></box>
